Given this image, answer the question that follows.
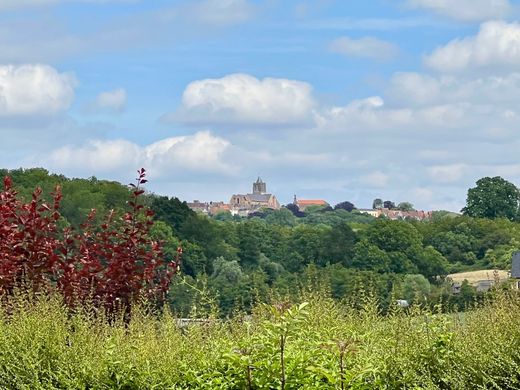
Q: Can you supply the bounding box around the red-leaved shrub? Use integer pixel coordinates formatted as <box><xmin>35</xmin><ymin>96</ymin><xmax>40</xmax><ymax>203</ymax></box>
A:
<box><xmin>0</xmin><ymin>168</ymin><xmax>178</xmax><ymax>311</ymax></box>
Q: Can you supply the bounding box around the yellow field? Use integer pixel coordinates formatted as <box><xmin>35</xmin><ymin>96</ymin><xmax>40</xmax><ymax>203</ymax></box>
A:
<box><xmin>447</xmin><ymin>269</ymin><xmax>510</xmax><ymax>284</ymax></box>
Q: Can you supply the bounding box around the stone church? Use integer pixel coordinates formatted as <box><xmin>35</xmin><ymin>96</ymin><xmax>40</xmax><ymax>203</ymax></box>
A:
<box><xmin>230</xmin><ymin>177</ymin><xmax>280</xmax><ymax>214</ymax></box>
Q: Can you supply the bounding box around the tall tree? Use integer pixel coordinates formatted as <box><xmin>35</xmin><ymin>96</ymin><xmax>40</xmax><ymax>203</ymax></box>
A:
<box><xmin>462</xmin><ymin>176</ymin><xmax>520</xmax><ymax>221</ymax></box>
<box><xmin>372</xmin><ymin>198</ymin><xmax>383</xmax><ymax>209</ymax></box>
<box><xmin>151</xmin><ymin>195</ymin><xmax>195</xmax><ymax>233</ymax></box>
<box><xmin>383</xmin><ymin>200</ymin><xmax>396</xmax><ymax>210</ymax></box>
<box><xmin>334</xmin><ymin>201</ymin><xmax>356</xmax><ymax>212</ymax></box>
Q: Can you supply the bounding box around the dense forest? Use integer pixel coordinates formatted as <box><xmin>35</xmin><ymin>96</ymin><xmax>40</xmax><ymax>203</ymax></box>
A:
<box><xmin>2</xmin><ymin>168</ymin><xmax>519</xmax><ymax>316</ymax></box>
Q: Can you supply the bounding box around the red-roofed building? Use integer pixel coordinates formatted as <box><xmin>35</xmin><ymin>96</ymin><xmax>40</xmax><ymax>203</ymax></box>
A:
<box><xmin>293</xmin><ymin>196</ymin><xmax>329</xmax><ymax>211</ymax></box>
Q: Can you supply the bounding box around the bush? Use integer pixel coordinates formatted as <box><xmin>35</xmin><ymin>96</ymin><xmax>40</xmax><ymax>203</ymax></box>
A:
<box><xmin>0</xmin><ymin>168</ymin><xmax>178</xmax><ymax>312</ymax></box>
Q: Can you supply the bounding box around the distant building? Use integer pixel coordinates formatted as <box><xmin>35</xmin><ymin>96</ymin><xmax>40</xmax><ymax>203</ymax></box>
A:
<box><xmin>187</xmin><ymin>200</ymin><xmax>209</xmax><ymax>214</ymax></box>
<box><xmin>511</xmin><ymin>251</ymin><xmax>520</xmax><ymax>289</ymax></box>
<box><xmin>476</xmin><ymin>280</ymin><xmax>495</xmax><ymax>293</ymax></box>
<box><xmin>230</xmin><ymin>177</ymin><xmax>280</xmax><ymax>214</ymax></box>
<box><xmin>356</xmin><ymin>208</ymin><xmax>432</xmax><ymax>221</ymax></box>
<box><xmin>512</xmin><ymin>251</ymin><xmax>520</xmax><ymax>278</ymax></box>
<box><xmin>209</xmin><ymin>202</ymin><xmax>231</xmax><ymax>215</ymax></box>
<box><xmin>356</xmin><ymin>208</ymin><xmax>381</xmax><ymax>218</ymax></box>
<box><xmin>187</xmin><ymin>200</ymin><xmax>230</xmax><ymax>215</ymax></box>
<box><xmin>293</xmin><ymin>196</ymin><xmax>329</xmax><ymax>211</ymax></box>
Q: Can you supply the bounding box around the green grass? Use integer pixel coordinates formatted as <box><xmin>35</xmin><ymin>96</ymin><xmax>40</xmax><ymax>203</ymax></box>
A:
<box><xmin>1</xmin><ymin>290</ymin><xmax>520</xmax><ymax>389</ymax></box>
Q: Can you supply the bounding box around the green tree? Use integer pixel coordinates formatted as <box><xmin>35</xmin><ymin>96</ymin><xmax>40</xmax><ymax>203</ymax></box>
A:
<box><xmin>151</xmin><ymin>195</ymin><xmax>195</xmax><ymax>233</ymax></box>
<box><xmin>366</xmin><ymin>220</ymin><xmax>422</xmax><ymax>273</ymax></box>
<box><xmin>372</xmin><ymin>198</ymin><xmax>383</xmax><ymax>209</ymax></box>
<box><xmin>415</xmin><ymin>246</ymin><xmax>449</xmax><ymax>281</ymax></box>
<box><xmin>265</xmin><ymin>208</ymin><xmax>297</xmax><ymax>226</ymax></box>
<box><xmin>237</xmin><ymin>220</ymin><xmax>263</xmax><ymax>269</ymax></box>
<box><xmin>350</xmin><ymin>239</ymin><xmax>390</xmax><ymax>272</ymax></box>
<box><xmin>401</xmin><ymin>274</ymin><xmax>431</xmax><ymax>303</ymax></box>
<box><xmin>462</xmin><ymin>176</ymin><xmax>520</xmax><ymax>221</ymax></box>
<box><xmin>397</xmin><ymin>202</ymin><xmax>415</xmax><ymax>211</ymax></box>
<box><xmin>321</xmin><ymin>222</ymin><xmax>358</xmax><ymax>266</ymax></box>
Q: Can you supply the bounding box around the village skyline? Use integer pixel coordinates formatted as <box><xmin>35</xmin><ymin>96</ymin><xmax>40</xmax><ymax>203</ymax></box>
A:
<box><xmin>185</xmin><ymin>176</ymin><xmax>435</xmax><ymax>218</ymax></box>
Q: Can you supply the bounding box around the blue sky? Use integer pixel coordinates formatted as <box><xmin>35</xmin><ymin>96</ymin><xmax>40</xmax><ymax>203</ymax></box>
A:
<box><xmin>1</xmin><ymin>0</ymin><xmax>520</xmax><ymax>211</ymax></box>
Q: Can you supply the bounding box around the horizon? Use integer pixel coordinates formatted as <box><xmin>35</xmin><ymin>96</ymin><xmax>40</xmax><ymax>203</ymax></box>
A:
<box><xmin>1</xmin><ymin>0</ymin><xmax>520</xmax><ymax>212</ymax></box>
<box><xmin>3</xmin><ymin>166</ymin><xmax>461</xmax><ymax>212</ymax></box>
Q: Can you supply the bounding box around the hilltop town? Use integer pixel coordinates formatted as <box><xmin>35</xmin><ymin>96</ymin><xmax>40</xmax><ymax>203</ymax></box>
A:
<box><xmin>187</xmin><ymin>177</ymin><xmax>432</xmax><ymax>221</ymax></box>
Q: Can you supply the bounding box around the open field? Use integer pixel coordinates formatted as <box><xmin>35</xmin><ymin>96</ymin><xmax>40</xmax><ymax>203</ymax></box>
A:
<box><xmin>447</xmin><ymin>269</ymin><xmax>510</xmax><ymax>284</ymax></box>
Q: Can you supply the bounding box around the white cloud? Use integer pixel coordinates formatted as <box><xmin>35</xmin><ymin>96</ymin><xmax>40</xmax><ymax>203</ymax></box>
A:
<box><xmin>86</xmin><ymin>88</ymin><xmax>127</xmax><ymax>114</ymax></box>
<box><xmin>0</xmin><ymin>64</ymin><xmax>75</xmax><ymax>116</ymax></box>
<box><xmin>169</xmin><ymin>73</ymin><xmax>316</xmax><ymax>126</ymax></box>
<box><xmin>388</xmin><ymin>71</ymin><xmax>520</xmax><ymax>107</ymax></box>
<box><xmin>43</xmin><ymin>131</ymin><xmax>231</xmax><ymax>177</ymax></box>
<box><xmin>314</xmin><ymin>96</ymin><xmax>465</xmax><ymax>133</ymax></box>
<box><xmin>425</xmin><ymin>21</ymin><xmax>520</xmax><ymax>73</ymax></box>
<box><xmin>328</xmin><ymin>36</ymin><xmax>399</xmax><ymax>60</ymax></box>
<box><xmin>407</xmin><ymin>0</ymin><xmax>512</xmax><ymax>22</ymax></box>
<box><xmin>427</xmin><ymin>164</ymin><xmax>468</xmax><ymax>183</ymax></box>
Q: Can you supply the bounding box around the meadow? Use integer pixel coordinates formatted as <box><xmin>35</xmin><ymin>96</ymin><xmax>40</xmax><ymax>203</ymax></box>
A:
<box><xmin>1</xmin><ymin>288</ymin><xmax>520</xmax><ymax>389</ymax></box>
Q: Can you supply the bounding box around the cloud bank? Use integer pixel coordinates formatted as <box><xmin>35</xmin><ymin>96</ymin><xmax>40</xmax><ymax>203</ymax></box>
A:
<box><xmin>407</xmin><ymin>0</ymin><xmax>512</xmax><ymax>21</ymax></box>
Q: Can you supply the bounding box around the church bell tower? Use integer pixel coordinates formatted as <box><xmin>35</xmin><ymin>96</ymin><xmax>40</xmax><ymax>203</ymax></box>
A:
<box><xmin>253</xmin><ymin>177</ymin><xmax>267</xmax><ymax>194</ymax></box>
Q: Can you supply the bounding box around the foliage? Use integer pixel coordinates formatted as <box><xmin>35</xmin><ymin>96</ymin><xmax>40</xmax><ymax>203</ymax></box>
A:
<box><xmin>334</xmin><ymin>201</ymin><xmax>356</xmax><ymax>212</ymax></box>
<box><xmin>3</xmin><ymin>168</ymin><xmax>520</xmax><ymax>317</ymax></box>
<box><xmin>397</xmin><ymin>201</ymin><xmax>414</xmax><ymax>211</ymax></box>
<box><xmin>383</xmin><ymin>200</ymin><xmax>395</xmax><ymax>209</ymax></box>
<box><xmin>372</xmin><ymin>198</ymin><xmax>383</xmax><ymax>209</ymax></box>
<box><xmin>0</xmin><ymin>169</ymin><xmax>177</xmax><ymax>311</ymax></box>
<box><xmin>150</xmin><ymin>195</ymin><xmax>195</xmax><ymax>233</ymax></box>
<box><xmin>462</xmin><ymin>176</ymin><xmax>520</xmax><ymax>221</ymax></box>
<box><xmin>1</xmin><ymin>289</ymin><xmax>520</xmax><ymax>388</ymax></box>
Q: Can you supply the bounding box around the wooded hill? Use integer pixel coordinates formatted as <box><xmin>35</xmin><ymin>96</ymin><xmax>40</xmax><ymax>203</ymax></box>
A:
<box><xmin>2</xmin><ymin>168</ymin><xmax>518</xmax><ymax>315</ymax></box>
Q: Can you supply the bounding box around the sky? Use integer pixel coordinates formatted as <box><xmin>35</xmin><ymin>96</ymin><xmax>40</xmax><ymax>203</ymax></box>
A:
<box><xmin>2</xmin><ymin>0</ymin><xmax>520</xmax><ymax>211</ymax></box>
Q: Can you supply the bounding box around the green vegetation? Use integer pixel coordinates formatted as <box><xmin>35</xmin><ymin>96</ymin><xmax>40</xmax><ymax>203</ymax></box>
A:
<box><xmin>2</xmin><ymin>289</ymin><xmax>520</xmax><ymax>389</ymax></box>
<box><xmin>462</xmin><ymin>176</ymin><xmax>520</xmax><ymax>221</ymax></box>
<box><xmin>3</xmin><ymin>168</ymin><xmax>520</xmax><ymax>316</ymax></box>
<box><xmin>3</xmin><ymin>169</ymin><xmax>520</xmax><ymax>388</ymax></box>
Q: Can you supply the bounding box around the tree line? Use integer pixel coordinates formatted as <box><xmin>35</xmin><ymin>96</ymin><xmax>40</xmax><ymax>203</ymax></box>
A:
<box><xmin>3</xmin><ymin>168</ymin><xmax>520</xmax><ymax>316</ymax></box>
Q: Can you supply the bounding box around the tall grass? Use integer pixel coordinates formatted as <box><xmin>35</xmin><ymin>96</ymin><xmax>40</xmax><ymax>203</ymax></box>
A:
<box><xmin>1</xmin><ymin>289</ymin><xmax>520</xmax><ymax>389</ymax></box>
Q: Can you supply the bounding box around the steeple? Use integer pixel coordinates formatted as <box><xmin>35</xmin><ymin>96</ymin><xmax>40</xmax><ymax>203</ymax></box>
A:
<box><xmin>253</xmin><ymin>177</ymin><xmax>267</xmax><ymax>194</ymax></box>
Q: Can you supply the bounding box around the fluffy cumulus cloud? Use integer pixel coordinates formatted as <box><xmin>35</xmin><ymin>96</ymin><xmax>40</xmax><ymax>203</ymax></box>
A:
<box><xmin>425</xmin><ymin>21</ymin><xmax>520</xmax><ymax>73</ymax></box>
<box><xmin>170</xmin><ymin>73</ymin><xmax>316</xmax><ymax>127</ymax></box>
<box><xmin>407</xmin><ymin>0</ymin><xmax>512</xmax><ymax>21</ymax></box>
<box><xmin>328</xmin><ymin>36</ymin><xmax>399</xmax><ymax>61</ymax></box>
<box><xmin>86</xmin><ymin>88</ymin><xmax>127</xmax><ymax>114</ymax></box>
<box><xmin>42</xmin><ymin>131</ymin><xmax>231</xmax><ymax>178</ymax></box>
<box><xmin>0</xmin><ymin>64</ymin><xmax>75</xmax><ymax>116</ymax></box>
